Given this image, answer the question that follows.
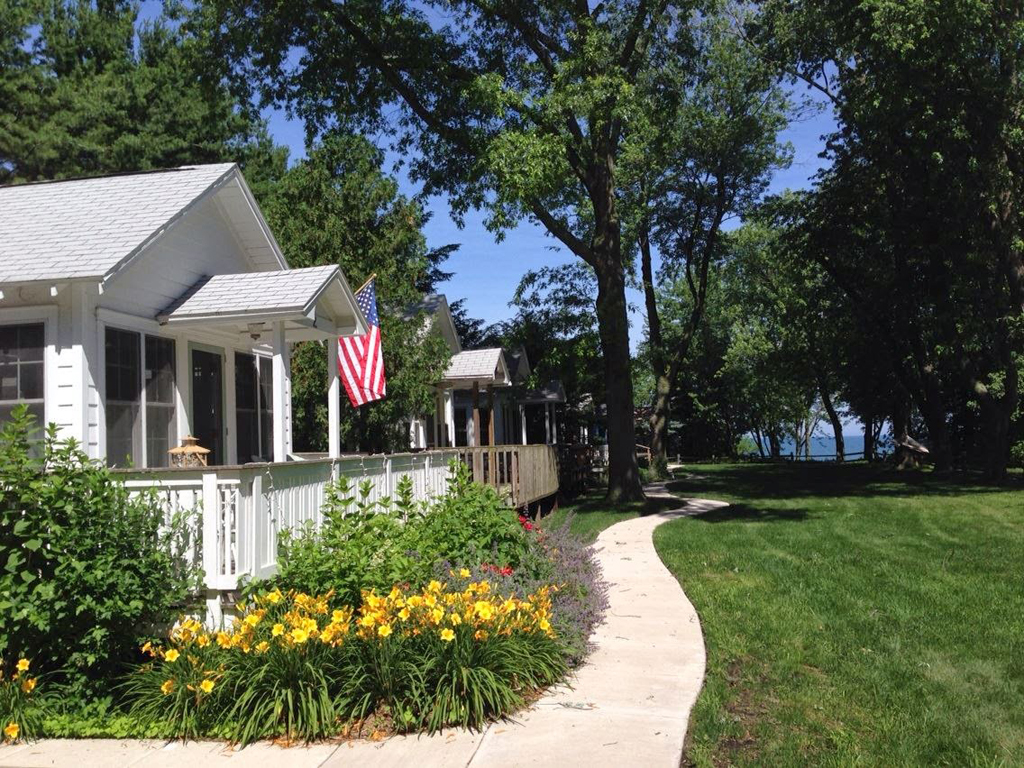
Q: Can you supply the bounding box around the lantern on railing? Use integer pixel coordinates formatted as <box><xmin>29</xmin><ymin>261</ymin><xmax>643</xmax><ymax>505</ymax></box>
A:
<box><xmin>168</xmin><ymin>435</ymin><xmax>211</xmax><ymax>468</ymax></box>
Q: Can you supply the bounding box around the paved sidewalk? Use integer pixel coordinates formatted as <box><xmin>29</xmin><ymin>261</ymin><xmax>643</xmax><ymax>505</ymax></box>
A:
<box><xmin>0</xmin><ymin>489</ymin><xmax>726</xmax><ymax>768</ymax></box>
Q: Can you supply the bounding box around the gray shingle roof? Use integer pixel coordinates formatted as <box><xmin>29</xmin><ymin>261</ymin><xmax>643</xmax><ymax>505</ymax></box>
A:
<box><xmin>444</xmin><ymin>348</ymin><xmax>508</xmax><ymax>383</ymax></box>
<box><xmin>159</xmin><ymin>265</ymin><xmax>340</xmax><ymax>321</ymax></box>
<box><xmin>0</xmin><ymin>164</ymin><xmax>236</xmax><ymax>284</ymax></box>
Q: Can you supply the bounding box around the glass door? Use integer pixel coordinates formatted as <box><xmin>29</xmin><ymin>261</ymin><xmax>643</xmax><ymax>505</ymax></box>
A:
<box><xmin>191</xmin><ymin>347</ymin><xmax>224</xmax><ymax>465</ymax></box>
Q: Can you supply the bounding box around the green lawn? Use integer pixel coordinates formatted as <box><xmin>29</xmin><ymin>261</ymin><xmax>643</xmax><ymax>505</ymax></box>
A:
<box><xmin>654</xmin><ymin>463</ymin><xmax>1024</xmax><ymax>766</ymax></box>
<box><xmin>542</xmin><ymin>491</ymin><xmax>677</xmax><ymax>542</ymax></box>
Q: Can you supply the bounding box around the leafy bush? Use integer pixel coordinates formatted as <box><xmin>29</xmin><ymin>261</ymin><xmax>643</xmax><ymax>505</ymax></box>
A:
<box><xmin>125</xmin><ymin>583</ymin><xmax>565</xmax><ymax>742</ymax></box>
<box><xmin>271</xmin><ymin>462</ymin><xmax>531</xmax><ymax>605</ymax></box>
<box><xmin>0</xmin><ymin>406</ymin><xmax>201</xmax><ymax>694</ymax></box>
<box><xmin>1010</xmin><ymin>440</ymin><xmax>1024</xmax><ymax>469</ymax></box>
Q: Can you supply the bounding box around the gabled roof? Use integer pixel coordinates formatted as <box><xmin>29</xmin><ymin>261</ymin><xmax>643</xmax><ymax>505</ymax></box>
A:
<box><xmin>158</xmin><ymin>265</ymin><xmax>343</xmax><ymax>324</ymax></box>
<box><xmin>520</xmin><ymin>380</ymin><xmax>566</xmax><ymax>404</ymax></box>
<box><xmin>0</xmin><ymin>164</ymin><xmax>285</xmax><ymax>285</ymax></box>
<box><xmin>405</xmin><ymin>292</ymin><xmax>462</xmax><ymax>355</ymax></box>
<box><xmin>442</xmin><ymin>348</ymin><xmax>510</xmax><ymax>386</ymax></box>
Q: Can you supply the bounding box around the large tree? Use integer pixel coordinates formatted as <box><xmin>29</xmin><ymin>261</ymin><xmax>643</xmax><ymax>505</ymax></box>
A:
<box><xmin>258</xmin><ymin>134</ymin><xmax>453</xmax><ymax>453</ymax></box>
<box><xmin>204</xmin><ymin>0</ymin><xmax>728</xmax><ymax>500</ymax></box>
<box><xmin>755</xmin><ymin>0</ymin><xmax>1024</xmax><ymax>477</ymax></box>
<box><xmin>632</xmin><ymin>11</ymin><xmax>790</xmax><ymax>474</ymax></box>
<box><xmin>0</xmin><ymin>0</ymin><xmax>282</xmax><ymax>184</ymax></box>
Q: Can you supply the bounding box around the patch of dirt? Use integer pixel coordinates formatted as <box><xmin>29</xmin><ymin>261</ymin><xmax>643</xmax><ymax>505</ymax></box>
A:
<box><xmin>681</xmin><ymin>659</ymin><xmax>770</xmax><ymax>768</ymax></box>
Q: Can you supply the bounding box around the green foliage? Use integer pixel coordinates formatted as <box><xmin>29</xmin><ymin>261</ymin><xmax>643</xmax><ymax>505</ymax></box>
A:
<box><xmin>269</xmin><ymin>462</ymin><xmax>530</xmax><ymax>606</ymax></box>
<box><xmin>0</xmin><ymin>406</ymin><xmax>201</xmax><ymax>695</ymax></box>
<box><xmin>0</xmin><ymin>0</ymin><xmax>285</xmax><ymax>184</ymax></box>
<box><xmin>258</xmin><ymin>134</ymin><xmax>453</xmax><ymax>453</ymax></box>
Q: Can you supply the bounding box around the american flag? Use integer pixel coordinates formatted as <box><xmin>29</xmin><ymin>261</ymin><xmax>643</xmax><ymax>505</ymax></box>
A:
<box><xmin>338</xmin><ymin>278</ymin><xmax>386</xmax><ymax>407</ymax></box>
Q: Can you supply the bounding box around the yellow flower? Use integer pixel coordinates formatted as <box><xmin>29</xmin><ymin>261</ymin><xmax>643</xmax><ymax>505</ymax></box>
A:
<box><xmin>424</xmin><ymin>594</ymin><xmax>437</xmax><ymax>608</ymax></box>
<box><xmin>161</xmin><ymin>679</ymin><xmax>175</xmax><ymax>696</ymax></box>
<box><xmin>539</xmin><ymin>618</ymin><xmax>552</xmax><ymax>632</ymax></box>
<box><xmin>459</xmin><ymin>568</ymin><xmax>471</xmax><ymax>577</ymax></box>
<box><xmin>474</xmin><ymin>630</ymin><xmax>489</xmax><ymax>641</ymax></box>
<box><xmin>398</xmin><ymin>607</ymin><xmax>411</xmax><ymax>621</ymax></box>
<box><xmin>141</xmin><ymin>641</ymin><xmax>153</xmax><ymax>656</ymax></box>
<box><xmin>290</xmin><ymin>628</ymin><xmax>309</xmax><ymax>644</ymax></box>
<box><xmin>440</xmin><ymin>628</ymin><xmax>455</xmax><ymax>642</ymax></box>
<box><xmin>244</xmin><ymin>613</ymin><xmax>261</xmax><ymax>627</ymax></box>
<box><xmin>431</xmin><ymin>607</ymin><xmax>444</xmax><ymax>625</ymax></box>
<box><xmin>196</xmin><ymin>634</ymin><xmax>210</xmax><ymax>648</ymax></box>
<box><xmin>450</xmin><ymin>612</ymin><xmax>462</xmax><ymax>626</ymax></box>
<box><xmin>428</xmin><ymin>580</ymin><xmax>442</xmax><ymax>593</ymax></box>
<box><xmin>199</xmin><ymin>679</ymin><xmax>215</xmax><ymax>694</ymax></box>
<box><xmin>265</xmin><ymin>590</ymin><xmax>282</xmax><ymax>604</ymax></box>
<box><xmin>256</xmin><ymin>641</ymin><xmax>269</xmax><ymax>653</ymax></box>
<box><xmin>272</xmin><ymin>623</ymin><xmax>285</xmax><ymax>637</ymax></box>
<box><xmin>474</xmin><ymin>601</ymin><xmax>494</xmax><ymax>620</ymax></box>
<box><xmin>407</xmin><ymin>595</ymin><xmax>423</xmax><ymax>608</ymax></box>
<box><xmin>16</xmin><ymin>659</ymin><xmax>29</xmax><ymax>673</ymax></box>
<box><xmin>378</xmin><ymin>623</ymin><xmax>392</xmax><ymax>638</ymax></box>
<box><xmin>4</xmin><ymin>722</ymin><xmax>19</xmax><ymax>741</ymax></box>
<box><xmin>332</xmin><ymin>609</ymin><xmax>348</xmax><ymax>623</ymax></box>
<box><xmin>164</xmin><ymin>649</ymin><xmax>180</xmax><ymax>663</ymax></box>
<box><xmin>20</xmin><ymin>678</ymin><xmax>35</xmax><ymax>694</ymax></box>
<box><xmin>216</xmin><ymin>632</ymin><xmax>231</xmax><ymax>648</ymax></box>
<box><xmin>359</xmin><ymin>614</ymin><xmax>376</xmax><ymax>628</ymax></box>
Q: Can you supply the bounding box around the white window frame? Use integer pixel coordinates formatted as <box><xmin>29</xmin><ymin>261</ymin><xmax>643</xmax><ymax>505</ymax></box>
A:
<box><xmin>101</xmin><ymin>321</ymin><xmax>178</xmax><ymax>469</ymax></box>
<box><xmin>0</xmin><ymin>305</ymin><xmax>58</xmax><ymax>430</ymax></box>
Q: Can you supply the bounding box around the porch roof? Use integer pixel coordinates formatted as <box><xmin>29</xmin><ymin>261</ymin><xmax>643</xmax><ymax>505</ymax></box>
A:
<box><xmin>157</xmin><ymin>265</ymin><xmax>367</xmax><ymax>340</ymax></box>
<box><xmin>440</xmin><ymin>348</ymin><xmax>511</xmax><ymax>388</ymax></box>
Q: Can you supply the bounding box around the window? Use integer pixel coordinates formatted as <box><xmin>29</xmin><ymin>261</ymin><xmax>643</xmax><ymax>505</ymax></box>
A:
<box><xmin>105</xmin><ymin>328</ymin><xmax>176</xmax><ymax>468</ymax></box>
<box><xmin>235</xmin><ymin>352</ymin><xmax>273</xmax><ymax>463</ymax></box>
<box><xmin>0</xmin><ymin>323</ymin><xmax>45</xmax><ymax>431</ymax></box>
<box><xmin>145</xmin><ymin>336</ymin><xmax>176</xmax><ymax>467</ymax></box>
<box><xmin>105</xmin><ymin>328</ymin><xmax>141</xmax><ymax>467</ymax></box>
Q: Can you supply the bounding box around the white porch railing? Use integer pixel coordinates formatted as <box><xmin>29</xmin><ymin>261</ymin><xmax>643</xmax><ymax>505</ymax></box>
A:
<box><xmin>117</xmin><ymin>445</ymin><xmax>559</xmax><ymax>621</ymax></box>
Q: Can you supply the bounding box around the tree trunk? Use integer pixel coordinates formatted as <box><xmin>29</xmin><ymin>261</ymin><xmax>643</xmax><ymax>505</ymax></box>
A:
<box><xmin>594</xmin><ymin>255</ymin><xmax>644</xmax><ymax>502</ymax></box>
<box><xmin>977</xmin><ymin>360</ymin><xmax>1018</xmax><ymax>481</ymax></box>
<box><xmin>863</xmin><ymin>413</ymin><xmax>875</xmax><ymax>462</ymax></box>
<box><xmin>648</xmin><ymin>375</ymin><xmax>671</xmax><ymax>476</ymax></box>
<box><xmin>817</xmin><ymin>381</ymin><xmax>845</xmax><ymax>462</ymax></box>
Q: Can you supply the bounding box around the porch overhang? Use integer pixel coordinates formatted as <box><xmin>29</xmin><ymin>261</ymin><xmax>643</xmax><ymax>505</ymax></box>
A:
<box><xmin>438</xmin><ymin>348</ymin><xmax>511</xmax><ymax>390</ymax></box>
<box><xmin>156</xmin><ymin>265</ymin><xmax>368</xmax><ymax>341</ymax></box>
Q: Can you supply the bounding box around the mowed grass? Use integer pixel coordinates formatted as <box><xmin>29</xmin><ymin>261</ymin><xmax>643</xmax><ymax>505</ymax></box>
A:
<box><xmin>654</xmin><ymin>463</ymin><xmax>1024</xmax><ymax>766</ymax></box>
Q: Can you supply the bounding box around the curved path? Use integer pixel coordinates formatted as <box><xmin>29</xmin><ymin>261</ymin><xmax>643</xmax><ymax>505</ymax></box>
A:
<box><xmin>0</xmin><ymin>487</ymin><xmax>727</xmax><ymax>768</ymax></box>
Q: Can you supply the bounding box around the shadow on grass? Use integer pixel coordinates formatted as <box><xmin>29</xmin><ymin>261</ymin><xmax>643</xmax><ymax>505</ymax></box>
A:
<box><xmin>666</xmin><ymin>461</ymin><xmax>1021</xmax><ymax>506</ymax></box>
<box><xmin>688</xmin><ymin>502</ymin><xmax>810</xmax><ymax>524</ymax></box>
<box><xmin>561</xmin><ymin>488</ymin><xmax>681</xmax><ymax>516</ymax></box>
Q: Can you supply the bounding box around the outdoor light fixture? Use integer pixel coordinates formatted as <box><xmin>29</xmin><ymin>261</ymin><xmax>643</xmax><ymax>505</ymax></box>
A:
<box><xmin>247</xmin><ymin>322</ymin><xmax>266</xmax><ymax>341</ymax></box>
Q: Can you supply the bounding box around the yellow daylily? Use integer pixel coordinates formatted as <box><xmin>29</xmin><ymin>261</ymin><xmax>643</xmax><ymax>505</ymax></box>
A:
<box><xmin>161</xmin><ymin>679</ymin><xmax>175</xmax><ymax>695</ymax></box>
<box><xmin>4</xmin><ymin>722</ymin><xmax>19</xmax><ymax>741</ymax></box>
<box><xmin>440</xmin><ymin>628</ymin><xmax>455</xmax><ymax>642</ymax></box>
<box><xmin>16</xmin><ymin>659</ymin><xmax>29</xmax><ymax>673</ymax></box>
<box><xmin>199</xmin><ymin>679</ymin><xmax>215</xmax><ymax>694</ymax></box>
<box><xmin>164</xmin><ymin>649</ymin><xmax>180</xmax><ymax>663</ymax></box>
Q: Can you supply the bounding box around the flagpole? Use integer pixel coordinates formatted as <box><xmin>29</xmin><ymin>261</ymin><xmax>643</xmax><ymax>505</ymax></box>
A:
<box><xmin>355</xmin><ymin>272</ymin><xmax>377</xmax><ymax>295</ymax></box>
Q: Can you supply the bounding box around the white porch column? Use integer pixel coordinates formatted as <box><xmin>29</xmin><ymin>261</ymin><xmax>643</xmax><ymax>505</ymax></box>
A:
<box><xmin>225</xmin><ymin>349</ymin><xmax>238</xmax><ymax>465</ymax></box>
<box><xmin>519</xmin><ymin>403</ymin><xmax>527</xmax><ymax>445</ymax></box>
<box><xmin>443</xmin><ymin>388</ymin><xmax>455</xmax><ymax>447</ymax></box>
<box><xmin>327</xmin><ymin>336</ymin><xmax>340</xmax><ymax>459</ymax></box>
<box><xmin>551</xmin><ymin>405</ymin><xmax>558</xmax><ymax>445</ymax></box>
<box><xmin>271</xmin><ymin>321</ymin><xmax>288</xmax><ymax>462</ymax></box>
<box><xmin>544</xmin><ymin>402</ymin><xmax>551</xmax><ymax>444</ymax></box>
<box><xmin>174</xmin><ymin>334</ymin><xmax>191</xmax><ymax>444</ymax></box>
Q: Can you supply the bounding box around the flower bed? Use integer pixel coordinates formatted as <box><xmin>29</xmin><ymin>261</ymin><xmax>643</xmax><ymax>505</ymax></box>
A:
<box><xmin>123</xmin><ymin>583</ymin><xmax>566</xmax><ymax>743</ymax></box>
<box><xmin>0</xmin><ymin>427</ymin><xmax>607</xmax><ymax>745</ymax></box>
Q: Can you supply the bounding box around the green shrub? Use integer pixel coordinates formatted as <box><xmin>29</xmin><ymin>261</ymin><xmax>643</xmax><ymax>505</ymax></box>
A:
<box><xmin>1010</xmin><ymin>440</ymin><xmax>1024</xmax><ymax>469</ymax></box>
<box><xmin>0</xmin><ymin>406</ymin><xmax>201</xmax><ymax>695</ymax></box>
<box><xmin>269</xmin><ymin>462</ymin><xmax>530</xmax><ymax>605</ymax></box>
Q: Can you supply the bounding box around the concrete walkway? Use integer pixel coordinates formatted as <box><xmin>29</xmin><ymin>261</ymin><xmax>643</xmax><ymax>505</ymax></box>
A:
<box><xmin>0</xmin><ymin>489</ymin><xmax>727</xmax><ymax>768</ymax></box>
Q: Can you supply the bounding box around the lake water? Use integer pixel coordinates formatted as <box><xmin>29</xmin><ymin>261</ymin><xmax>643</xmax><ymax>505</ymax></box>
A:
<box><xmin>776</xmin><ymin>433</ymin><xmax>870</xmax><ymax>461</ymax></box>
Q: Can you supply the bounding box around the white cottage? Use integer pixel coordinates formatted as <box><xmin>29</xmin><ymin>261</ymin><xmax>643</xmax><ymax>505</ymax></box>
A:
<box><xmin>0</xmin><ymin>164</ymin><xmax>366</xmax><ymax>467</ymax></box>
